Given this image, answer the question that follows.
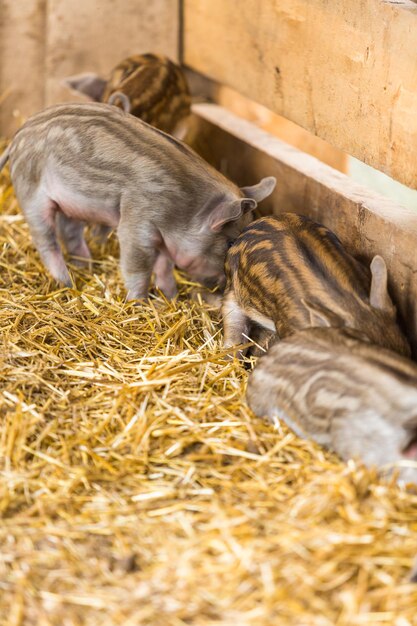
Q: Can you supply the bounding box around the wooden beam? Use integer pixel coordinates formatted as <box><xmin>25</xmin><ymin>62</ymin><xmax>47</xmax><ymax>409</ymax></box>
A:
<box><xmin>185</xmin><ymin>69</ymin><xmax>348</xmax><ymax>172</ymax></box>
<box><xmin>188</xmin><ymin>103</ymin><xmax>417</xmax><ymax>354</ymax></box>
<box><xmin>184</xmin><ymin>0</ymin><xmax>417</xmax><ymax>189</ymax></box>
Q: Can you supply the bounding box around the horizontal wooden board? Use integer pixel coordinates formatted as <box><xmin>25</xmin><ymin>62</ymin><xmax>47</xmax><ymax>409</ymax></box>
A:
<box><xmin>184</xmin><ymin>0</ymin><xmax>417</xmax><ymax>189</ymax></box>
<box><xmin>185</xmin><ymin>70</ymin><xmax>349</xmax><ymax>172</ymax></box>
<box><xmin>188</xmin><ymin>103</ymin><xmax>417</xmax><ymax>355</ymax></box>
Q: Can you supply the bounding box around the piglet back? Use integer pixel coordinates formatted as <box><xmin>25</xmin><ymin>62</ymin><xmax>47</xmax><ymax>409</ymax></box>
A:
<box><xmin>227</xmin><ymin>214</ymin><xmax>371</xmax><ymax>321</ymax></box>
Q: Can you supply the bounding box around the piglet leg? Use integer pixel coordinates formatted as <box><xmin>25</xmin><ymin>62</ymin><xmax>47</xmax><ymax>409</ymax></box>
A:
<box><xmin>56</xmin><ymin>213</ymin><xmax>91</xmax><ymax>267</ymax></box>
<box><xmin>118</xmin><ymin>210</ymin><xmax>157</xmax><ymax>301</ymax></box>
<box><xmin>20</xmin><ymin>194</ymin><xmax>72</xmax><ymax>287</ymax></box>
<box><xmin>153</xmin><ymin>251</ymin><xmax>177</xmax><ymax>298</ymax></box>
<box><xmin>222</xmin><ymin>289</ymin><xmax>251</xmax><ymax>351</ymax></box>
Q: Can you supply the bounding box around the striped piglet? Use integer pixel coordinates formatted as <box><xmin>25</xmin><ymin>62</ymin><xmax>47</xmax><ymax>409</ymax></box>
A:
<box><xmin>65</xmin><ymin>53</ymin><xmax>191</xmax><ymax>139</ymax></box>
<box><xmin>222</xmin><ymin>214</ymin><xmax>410</xmax><ymax>356</ymax></box>
<box><xmin>246</xmin><ymin>326</ymin><xmax>417</xmax><ymax>484</ymax></box>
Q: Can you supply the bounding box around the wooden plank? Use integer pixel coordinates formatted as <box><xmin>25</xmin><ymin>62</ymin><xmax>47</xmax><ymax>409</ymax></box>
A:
<box><xmin>185</xmin><ymin>69</ymin><xmax>348</xmax><ymax>173</ymax></box>
<box><xmin>184</xmin><ymin>0</ymin><xmax>417</xmax><ymax>189</ymax></box>
<box><xmin>0</xmin><ymin>0</ymin><xmax>47</xmax><ymax>137</ymax></box>
<box><xmin>188</xmin><ymin>103</ymin><xmax>417</xmax><ymax>354</ymax></box>
<box><xmin>46</xmin><ymin>0</ymin><xmax>180</xmax><ymax>106</ymax></box>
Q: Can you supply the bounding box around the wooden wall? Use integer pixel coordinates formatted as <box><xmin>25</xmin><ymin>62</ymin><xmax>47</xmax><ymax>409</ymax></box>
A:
<box><xmin>0</xmin><ymin>0</ymin><xmax>179</xmax><ymax>136</ymax></box>
<box><xmin>184</xmin><ymin>0</ymin><xmax>417</xmax><ymax>189</ymax></box>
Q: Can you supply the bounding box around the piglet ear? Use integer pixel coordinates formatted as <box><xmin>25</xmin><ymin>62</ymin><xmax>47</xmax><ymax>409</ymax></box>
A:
<box><xmin>240</xmin><ymin>176</ymin><xmax>276</xmax><ymax>202</ymax></box>
<box><xmin>302</xmin><ymin>299</ymin><xmax>341</xmax><ymax>328</ymax></box>
<box><xmin>209</xmin><ymin>198</ymin><xmax>256</xmax><ymax>232</ymax></box>
<box><xmin>107</xmin><ymin>91</ymin><xmax>131</xmax><ymax>113</ymax></box>
<box><xmin>63</xmin><ymin>73</ymin><xmax>108</xmax><ymax>101</ymax></box>
<box><xmin>369</xmin><ymin>255</ymin><xmax>395</xmax><ymax>314</ymax></box>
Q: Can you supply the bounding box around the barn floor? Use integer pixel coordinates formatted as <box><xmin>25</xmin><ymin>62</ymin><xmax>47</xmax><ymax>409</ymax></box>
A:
<box><xmin>1</xmin><ymin>166</ymin><xmax>417</xmax><ymax>626</ymax></box>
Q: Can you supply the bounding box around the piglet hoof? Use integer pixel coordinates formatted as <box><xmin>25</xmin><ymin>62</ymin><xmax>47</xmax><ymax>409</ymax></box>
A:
<box><xmin>202</xmin><ymin>291</ymin><xmax>222</xmax><ymax>308</ymax></box>
<box><xmin>189</xmin><ymin>288</ymin><xmax>222</xmax><ymax>308</ymax></box>
<box><xmin>125</xmin><ymin>290</ymin><xmax>149</xmax><ymax>305</ymax></box>
<box><xmin>69</xmin><ymin>241</ymin><xmax>92</xmax><ymax>269</ymax></box>
<box><xmin>132</xmin><ymin>300</ymin><xmax>148</xmax><ymax>307</ymax></box>
<box><xmin>156</xmin><ymin>285</ymin><xmax>178</xmax><ymax>300</ymax></box>
<box><xmin>71</xmin><ymin>256</ymin><xmax>92</xmax><ymax>270</ymax></box>
<box><xmin>53</xmin><ymin>269</ymin><xmax>73</xmax><ymax>289</ymax></box>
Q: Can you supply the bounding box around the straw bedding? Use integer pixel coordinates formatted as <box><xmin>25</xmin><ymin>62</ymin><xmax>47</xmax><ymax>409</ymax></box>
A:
<box><xmin>1</xmin><ymin>159</ymin><xmax>417</xmax><ymax>626</ymax></box>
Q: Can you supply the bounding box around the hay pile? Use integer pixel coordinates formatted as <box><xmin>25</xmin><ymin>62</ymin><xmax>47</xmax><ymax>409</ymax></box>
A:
<box><xmin>1</xmin><ymin>162</ymin><xmax>417</xmax><ymax>626</ymax></box>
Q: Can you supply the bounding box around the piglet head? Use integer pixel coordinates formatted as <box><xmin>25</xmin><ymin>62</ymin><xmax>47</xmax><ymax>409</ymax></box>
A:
<box><xmin>190</xmin><ymin>176</ymin><xmax>276</xmax><ymax>289</ymax></box>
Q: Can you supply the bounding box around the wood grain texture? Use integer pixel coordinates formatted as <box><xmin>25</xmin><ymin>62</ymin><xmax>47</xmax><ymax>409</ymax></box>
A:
<box><xmin>189</xmin><ymin>103</ymin><xmax>417</xmax><ymax>354</ymax></box>
<box><xmin>0</xmin><ymin>0</ymin><xmax>47</xmax><ymax>136</ymax></box>
<box><xmin>184</xmin><ymin>0</ymin><xmax>417</xmax><ymax>189</ymax></box>
<box><xmin>46</xmin><ymin>0</ymin><xmax>179</xmax><ymax>106</ymax></box>
<box><xmin>185</xmin><ymin>69</ymin><xmax>348</xmax><ymax>172</ymax></box>
<box><xmin>0</xmin><ymin>0</ymin><xmax>179</xmax><ymax>136</ymax></box>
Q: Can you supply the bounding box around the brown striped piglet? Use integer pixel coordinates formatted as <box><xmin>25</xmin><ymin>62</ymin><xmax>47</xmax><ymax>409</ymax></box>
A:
<box><xmin>222</xmin><ymin>214</ymin><xmax>410</xmax><ymax>357</ymax></box>
<box><xmin>246</xmin><ymin>325</ymin><xmax>417</xmax><ymax>485</ymax></box>
<box><xmin>0</xmin><ymin>102</ymin><xmax>276</xmax><ymax>300</ymax></box>
<box><xmin>64</xmin><ymin>54</ymin><xmax>191</xmax><ymax>139</ymax></box>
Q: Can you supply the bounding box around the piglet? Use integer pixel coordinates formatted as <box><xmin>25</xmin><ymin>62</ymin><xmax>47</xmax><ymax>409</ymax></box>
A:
<box><xmin>0</xmin><ymin>102</ymin><xmax>276</xmax><ymax>299</ymax></box>
<box><xmin>246</xmin><ymin>325</ymin><xmax>417</xmax><ymax>484</ymax></box>
<box><xmin>222</xmin><ymin>214</ymin><xmax>410</xmax><ymax>356</ymax></box>
<box><xmin>64</xmin><ymin>53</ymin><xmax>191</xmax><ymax>139</ymax></box>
